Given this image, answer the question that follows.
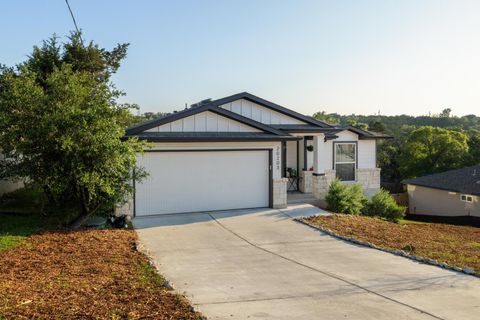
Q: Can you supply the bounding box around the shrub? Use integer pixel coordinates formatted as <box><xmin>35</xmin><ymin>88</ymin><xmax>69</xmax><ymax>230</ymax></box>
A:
<box><xmin>326</xmin><ymin>179</ymin><xmax>366</xmax><ymax>214</ymax></box>
<box><xmin>362</xmin><ymin>189</ymin><xmax>406</xmax><ymax>222</ymax></box>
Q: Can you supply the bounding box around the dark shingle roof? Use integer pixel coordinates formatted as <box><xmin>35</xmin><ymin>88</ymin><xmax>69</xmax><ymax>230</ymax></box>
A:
<box><xmin>127</xmin><ymin>132</ymin><xmax>301</xmax><ymax>142</ymax></box>
<box><xmin>402</xmin><ymin>165</ymin><xmax>480</xmax><ymax>196</ymax></box>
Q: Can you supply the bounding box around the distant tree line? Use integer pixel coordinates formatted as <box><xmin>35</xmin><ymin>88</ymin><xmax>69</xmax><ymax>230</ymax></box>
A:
<box><xmin>313</xmin><ymin>109</ymin><xmax>480</xmax><ymax>192</ymax></box>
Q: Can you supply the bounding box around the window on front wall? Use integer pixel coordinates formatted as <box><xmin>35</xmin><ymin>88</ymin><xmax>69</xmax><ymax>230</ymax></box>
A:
<box><xmin>335</xmin><ymin>143</ymin><xmax>356</xmax><ymax>181</ymax></box>
<box><xmin>461</xmin><ymin>194</ymin><xmax>473</xmax><ymax>203</ymax></box>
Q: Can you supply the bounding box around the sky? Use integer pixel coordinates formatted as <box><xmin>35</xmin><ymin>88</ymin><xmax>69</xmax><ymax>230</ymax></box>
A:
<box><xmin>2</xmin><ymin>0</ymin><xmax>480</xmax><ymax>116</ymax></box>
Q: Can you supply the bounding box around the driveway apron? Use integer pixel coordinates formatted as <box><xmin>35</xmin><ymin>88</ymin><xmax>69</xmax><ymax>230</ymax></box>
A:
<box><xmin>134</xmin><ymin>204</ymin><xmax>480</xmax><ymax>320</ymax></box>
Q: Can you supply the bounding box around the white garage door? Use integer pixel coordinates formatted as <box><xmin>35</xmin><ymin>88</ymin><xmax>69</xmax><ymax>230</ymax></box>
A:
<box><xmin>135</xmin><ymin>150</ymin><xmax>270</xmax><ymax>216</ymax></box>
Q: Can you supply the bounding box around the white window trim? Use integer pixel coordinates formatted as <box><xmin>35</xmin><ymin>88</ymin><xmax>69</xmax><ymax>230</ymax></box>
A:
<box><xmin>334</xmin><ymin>142</ymin><xmax>357</xmax><ymax>182</ymax></box>
<box><xmin>460</xmin><ymin>194</ymin><xmax>474</xmax><ymax>203</ymax></box>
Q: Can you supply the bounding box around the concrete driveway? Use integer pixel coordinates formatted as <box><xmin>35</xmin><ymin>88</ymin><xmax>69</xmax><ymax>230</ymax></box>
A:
<box><xmin>134</xmin><ymin>204</ymin><xmax>480</xmax><ymax>320</ymax></box>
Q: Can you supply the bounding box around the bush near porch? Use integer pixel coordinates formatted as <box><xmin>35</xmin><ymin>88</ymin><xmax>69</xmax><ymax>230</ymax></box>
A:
<box><xmin>325</xmin><ymin>179</ymin><xmax>406</xmax><ymax>222</ymax></box>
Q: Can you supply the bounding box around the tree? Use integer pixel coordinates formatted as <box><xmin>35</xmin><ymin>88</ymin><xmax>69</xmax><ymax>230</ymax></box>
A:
<box><xmin>312</xmin><ymin>111</ymin><xmax>340</xmax><ymax>125</ymax></box>
<box><xmin>368</xmin><ymin>121</ymin><xmax>386</xmax><ymax>133</ymax></box>
<box><xmin>347</xmin><ymin>118</ymin><xmax>368</xmax><ymax>131</ymax></box>
<box><xmin>439</xmin><ymin>108</ymin><xmax>452</xmax><ymax>118</ymax></box>
<box><xmin>466</xmin><ymin>129</ymin><xmax>480</xmax><ymax>166</ymax></box>
<box><xmin>399</xmin><ymin>126</ymin><xmax>469</xmax><ymax>178</ymax></box>
<box><xmin>0</xmin><ymin>34</ymin><xmax>145</xmax><ymax>228</ymax></box>
<box><xmin>25</xmin><ymin>32</ymin><xmax>128</xmax><ymax>87</ymax></box>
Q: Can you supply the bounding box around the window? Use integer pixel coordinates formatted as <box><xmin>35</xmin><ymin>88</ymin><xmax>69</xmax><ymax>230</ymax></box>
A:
<box><xmin>461</xmin><ymin>194</ymin><xmax>473</xmax><ymax>203</ymax></box>
<box><xmin>335</xmin><ymin>143</ymin><xmax>356</xmax><ymax>181</ymax></box>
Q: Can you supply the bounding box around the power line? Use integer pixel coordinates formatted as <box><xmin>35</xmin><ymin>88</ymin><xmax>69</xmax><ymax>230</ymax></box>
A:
<box><xmin>64</xmin><ymin>0</ymin><xmax>84</xmax><ymax>46</ymax></box>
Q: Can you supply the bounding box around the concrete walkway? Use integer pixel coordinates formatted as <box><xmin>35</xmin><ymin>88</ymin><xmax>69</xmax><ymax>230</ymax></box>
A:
<box><xmin>134</xmin><ymin>205</ymin><xmax>480</xmax><ymax>320</ymax></box>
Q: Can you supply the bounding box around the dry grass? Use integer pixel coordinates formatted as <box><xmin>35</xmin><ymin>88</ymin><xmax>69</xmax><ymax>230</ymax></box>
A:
<box><xmin>304</xmin><ymin>214</ymin><xmax>480</xmax><ymax>272</ymax></box>
<box><xmin>0</xmin><ymin>229</ymin><xmax>204</xmax><ymax>320</ymax></box>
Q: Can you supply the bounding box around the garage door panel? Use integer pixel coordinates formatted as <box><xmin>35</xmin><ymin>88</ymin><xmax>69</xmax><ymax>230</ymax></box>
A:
<box><xmin>135</xmin><ymin>150</ymin><xmax>270</xmax><ymax>216</ymax></box>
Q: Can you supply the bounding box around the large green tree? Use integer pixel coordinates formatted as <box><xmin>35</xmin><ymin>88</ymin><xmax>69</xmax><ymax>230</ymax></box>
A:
<box><xmin>399</xmin><ymin>126</ymin><xmax>469</xmax><ymax>178</ymax></box>
<box><xmin>0</xmin><ymin>33</ymin><xmax>145</xmax><ymax>228</ymax></box>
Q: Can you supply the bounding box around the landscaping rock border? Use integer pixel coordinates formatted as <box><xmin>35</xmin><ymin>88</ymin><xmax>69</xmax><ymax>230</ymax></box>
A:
<box><xmin>295</xmin><ymin>217</ymin><xmax>480</xmax><ymax>278</ymax></box>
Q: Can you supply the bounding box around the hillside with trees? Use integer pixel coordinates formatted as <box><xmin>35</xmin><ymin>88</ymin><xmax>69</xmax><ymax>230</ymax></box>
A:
<box><xmin>313</xmin><ymin>109</ymin><xmax>480</xmax><ymax>192</ymax></box>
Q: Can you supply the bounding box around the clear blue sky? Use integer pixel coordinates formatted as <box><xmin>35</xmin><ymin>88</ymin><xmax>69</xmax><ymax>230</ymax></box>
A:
<box><xmin>2</xmin><ymin>0</ymin><xmax>480</xmax><ymax>116</ymax></box>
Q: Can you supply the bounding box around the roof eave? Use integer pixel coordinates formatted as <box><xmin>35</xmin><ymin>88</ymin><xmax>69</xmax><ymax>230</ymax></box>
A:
<box><xmin>402</xmin><ymin>181</ymin><xmax>480</xmax><ymax>196</ymax></box>
<box><xmin>126</xmin><ymin>135</ymin><xmax>302</xmax><ymax>142</ymax></box>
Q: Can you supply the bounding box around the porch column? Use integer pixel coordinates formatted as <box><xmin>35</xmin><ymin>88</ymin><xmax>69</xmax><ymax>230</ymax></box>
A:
<box><xmin>299</xmin><ymin>136</ymin><xmax>313</xmax><ymax>193</ymax></box>
<box><xmin>313</xmin><ymin>135</ymin><xmax>322</xmax><ymax>174</ymax></box>
<box><xmin>312</xmin><ymin>134</ymin><xmax>336</xmax><ymax>200</ymax></box>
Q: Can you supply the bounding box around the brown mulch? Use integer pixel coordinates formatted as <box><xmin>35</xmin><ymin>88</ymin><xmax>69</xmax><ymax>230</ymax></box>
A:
<box><xmin>0</xmin><ymin>229</ymin><xmax>204</xmax><ymax>320</ymax></box>
<box><xmin>304</xmin><ymin>214</ymin><xmax>480</xmax><ymax>272</ymax></box>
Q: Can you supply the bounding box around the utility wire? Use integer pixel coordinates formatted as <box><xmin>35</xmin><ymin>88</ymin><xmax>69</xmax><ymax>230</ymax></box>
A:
<box><xmin>65</xmin><ymin>0</ymin><xmax>84</xmax><ymax>46</ymax></box>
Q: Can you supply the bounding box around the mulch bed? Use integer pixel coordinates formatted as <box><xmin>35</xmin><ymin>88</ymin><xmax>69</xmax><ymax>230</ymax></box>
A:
<box><xmin>304</xmin><ymin>214</ymin><xmax>480</xmax><ymax>272</ymax></box>
<box><xmin>0</xmin><ymin>229</ymin><xmax>204</xmax><ymax>320</ymax></box>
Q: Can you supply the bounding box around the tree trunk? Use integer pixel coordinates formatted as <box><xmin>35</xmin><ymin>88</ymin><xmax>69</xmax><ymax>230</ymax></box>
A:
<box><xmin>68</xmin><ymin>209</ymin><xmax>92</xmax><ymax>230</ymax></box>
<box><xmin>68</xmin><ymin>188</ymin><xmax>101</xmax><ymax>230</ymax></box>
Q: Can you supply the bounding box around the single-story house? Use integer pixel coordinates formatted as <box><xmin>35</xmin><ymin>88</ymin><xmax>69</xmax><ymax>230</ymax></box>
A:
<box><xmin>403</xmin><ymin>165</ymin><xmax>480</xmax><ymax>217</ymax></box>
<box><xmin>124</xmin><ymin>92</ymin><xmax>387</xmax><ymax>217</ymax></box>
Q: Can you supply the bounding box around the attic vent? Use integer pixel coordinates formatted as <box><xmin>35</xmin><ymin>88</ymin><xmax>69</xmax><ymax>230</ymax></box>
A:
<box><xmin>190</xmin><ymin>98</ymin><xmax>212</xmax><ymax>108</ymax></box>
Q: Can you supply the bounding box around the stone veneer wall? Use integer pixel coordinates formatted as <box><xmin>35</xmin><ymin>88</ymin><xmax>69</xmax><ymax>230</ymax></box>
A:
<box><xmin>312</xmin><ymin>168</ymin><xmax>381</xmax><ymax>200</ymax></box>
<box><xmin>356</xmin><ymin>168</ymin><xmax>381</xmax><ymax>193</ymax></box>
<box><xmin>273</xmin><ymin>178</ymin><xmax>288</xmax><ymax>209</ymax></box>
<box><xmin>299</xmin><ymin>171</ymin><xmax>313</xmax><ymax>193</ymax></box>
<box><xmin>312</xmin><ymin>169</ymin><xmax>336</xmax><ymax>200</ymax></box>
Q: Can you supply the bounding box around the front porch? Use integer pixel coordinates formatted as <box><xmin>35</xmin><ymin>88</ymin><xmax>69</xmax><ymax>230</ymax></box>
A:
<box><xmin>287</xmin><ymin>191</ymin><xmax>325</xmax><ymax>208</ymax></box>
<box><xmin>283</xmin><ymin>136</ymin><xmax>315</xmax><ymax>193</ymax></box>
<box><xmin>281</xmin><ymin>132</ymin><xmax>381</xmax><ymax>201</ymax></box>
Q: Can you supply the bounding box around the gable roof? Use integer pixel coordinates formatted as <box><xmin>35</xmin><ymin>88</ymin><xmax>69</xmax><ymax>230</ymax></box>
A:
<box><xmin>125</xmin><ymin>103</ymin><xmax>287</xmax><ymax>136</ymax></box>
<box><xmin>402</xmin><ymin>165</ymin><xmax>480</xmax><ymax>196</ymax></box>
<box><xmin>338</xmin><ymin>126</ymin><xmax>392</xmax><ymax>140</ymax></box>
<box><xmin>125</xmin><ymin>92</ymin><xmax>390</xmax><ymax>141</ymax></box>
<box><xmin>209</xmin><ymin>92</ymin><xmax>332</xmax><ymax>128</ymax></box>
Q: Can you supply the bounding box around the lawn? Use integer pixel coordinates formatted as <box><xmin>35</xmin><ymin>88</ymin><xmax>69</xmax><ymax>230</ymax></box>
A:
<box><xmin>0</xmin><ymin>188</ymin><xmax>204</xmax><ymax>319</ymax></box>
<box><xmin>0</xmin><ymin>188</ymin><xmax>78</xmax><ymax>250</ymax></box>
<box><xmin>304</xmin><ymin>214</ymin><xmax>480</xmax><ymax>272</ymax></box>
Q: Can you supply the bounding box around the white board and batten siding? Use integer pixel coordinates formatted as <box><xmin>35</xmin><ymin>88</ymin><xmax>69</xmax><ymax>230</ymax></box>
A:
<box><xmin>135</xmin><ymin>149</ymin><xmax>270</xmax><ymax>216</ymax></box>
<box><xmin>314</xmin><ymin>130</ymin><xmax>377</xmax><ymax>173</ymax></box>
<box><xmin>220</xmin><ymin>99</ymin><xmax>306</xmax><ymax>125</ymax></box>
<box><xmin>146</xmin><ymin>111</ymin><xmax>261</xmax><ymax>133</ymax></box>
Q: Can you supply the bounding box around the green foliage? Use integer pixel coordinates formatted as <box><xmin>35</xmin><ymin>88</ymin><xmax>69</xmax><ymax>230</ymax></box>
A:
<box><xmin>25</xmin><ymin>32</ymin><xmax>128</xmax><ymax>87</ymax></box>
<box><xmin>465</xmin><ymin>129</ymin><xmax>480</xmax><ymax>166</ymax></box>
<box><xmin>312</xmin><ymin>111</ymin><xmax>340</xmax><ymax>125</ymax></box>
<box><xmin>137</xmin><ymin>262</ymin><xmax>165</xmax><ymax>288</ymax></box>
<box><xmin>362</xmin><ymin>189</ymin><xmax>406</xmax><ymax>222</ymax></box>
<box><xmin>399</xmin><ymin>126</ymin><xmax>469</xmax><ymax>178</ymax></box>
<box><xmin>326</xmin><ymin>179</ymin><xmax>366</xmax><ymax>214</ymax></box>
<box><xmin>346</xmin><ymin>118</ymin><xmax>368</xmax><ymax>130</ymax></box>
<box><xmin>0</xmin><ymin>33</ymin><xmax>147</xmax><ymax>227</ymax></box>
<box><xmin>0</xmin><ymin>187</ymin><xmax>79</xmax><ymax>250</ymax></box>
<box><xmin>368</xmin><ymin>121</ymin><xmax>386</xmax><ymax>132</ymax></box>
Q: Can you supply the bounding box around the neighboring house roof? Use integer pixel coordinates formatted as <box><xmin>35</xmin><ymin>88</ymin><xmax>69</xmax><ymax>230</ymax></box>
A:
<box><xmin>402</xmin><ymin>165</ymin><xmax>480</xmax><ymax>196</ymax></box>
<box><xmin>125</xmin><ymin>92</ymin><xmax>388</xmax><ymax>142</ymax></box>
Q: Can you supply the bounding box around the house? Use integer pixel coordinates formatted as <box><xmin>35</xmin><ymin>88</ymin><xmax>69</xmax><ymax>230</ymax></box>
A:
<box><xmin>124</xmin><ymin>92</ymin><xmax>386</xmax><ymax>217</ymax></box>
<box><xmin>403</xmin><ymin>165</ymin><xmax>480</xmax><ymax>217</ymax></box>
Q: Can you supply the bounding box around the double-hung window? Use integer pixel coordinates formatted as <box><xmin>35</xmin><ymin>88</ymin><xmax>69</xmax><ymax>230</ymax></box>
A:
<box><xmin>461</xmin><ymin>194</ymin><xmax>473</xmax><ymax>203</ymax></box>
<box><xmin>335</xmin><ymin>143</ymin><xmax>356</xmax><ymax>181</ymax></box>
